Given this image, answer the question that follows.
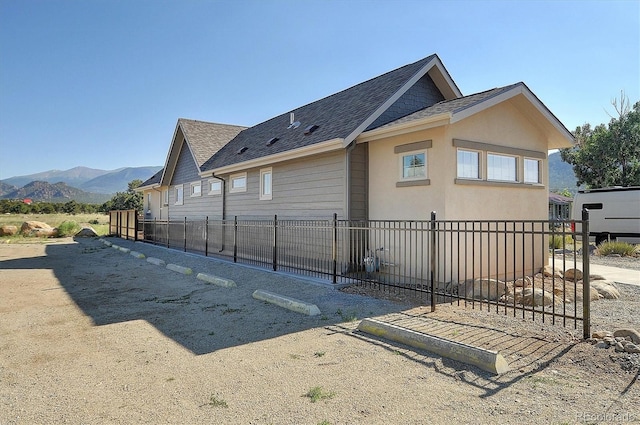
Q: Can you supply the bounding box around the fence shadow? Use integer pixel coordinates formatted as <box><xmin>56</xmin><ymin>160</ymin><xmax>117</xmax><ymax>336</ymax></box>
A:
<box><xmin>4</xmin><ymin>238</ymin><xmax>414</xmax><ymax>356</ymax></box>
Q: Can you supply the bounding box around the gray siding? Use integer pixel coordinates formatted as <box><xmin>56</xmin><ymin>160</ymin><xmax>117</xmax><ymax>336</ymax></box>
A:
<box><xmin>168</xmin><ymin>140</ymin><xmax>222</xmax><ymax>219</ymax></box>
<box><xmin>349</xmin><ymin>143</ymin><xmax>368</xmax><ymax>220</ymax></box>
<box><xmin>367</xmin><ymin>74</ymin><xmax>445</xmax><ymax>130</ymax></box>
<box><xmin>225</xmin><ymin>150</ymin><xmax>347</xmax><ymax>219</ymax></box>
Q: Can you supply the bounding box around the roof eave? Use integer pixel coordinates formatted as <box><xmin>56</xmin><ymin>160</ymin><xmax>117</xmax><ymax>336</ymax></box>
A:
<box><xmin>356</xmin><ymin>113</ymin><xmax>452</xmax><ymax>143</ymax></box>
<box><xmin>203</xmin><ymin>138</ymin><xmax>345</xmax><ymax>176</ymax></box>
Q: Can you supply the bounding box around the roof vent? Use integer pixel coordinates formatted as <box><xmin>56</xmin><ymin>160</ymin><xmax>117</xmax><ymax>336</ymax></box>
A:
<box><xmin>287</xmin><ymin>120</ymin><xmax>300</xmax><ymax>129</ymax></box>
<box><xmin>266</xmin><ymin>137</ymin><xmax>279</xmax><ymax>146</ymax></box>
<box><xmin>304</xmin><ymin>124</ymin><xmax>319</xmax><ymax>135</ymax></box>
<box><xmin>237</xmin><ymin>146</ymin><xmax>248</xmax><ymax>154</ymax></box>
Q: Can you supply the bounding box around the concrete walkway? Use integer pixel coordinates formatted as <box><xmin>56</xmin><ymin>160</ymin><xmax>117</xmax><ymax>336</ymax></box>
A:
<box><xmin>583</xmin><ymin>263</ymin><xmax>640</xmax><ymax>286</ymax></box>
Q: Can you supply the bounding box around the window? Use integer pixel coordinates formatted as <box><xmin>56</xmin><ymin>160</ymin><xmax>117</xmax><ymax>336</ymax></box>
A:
<box><xmin>190</xmin><ymin>181</ymin><xmax>201</xmax><ymax>197</ymax></box>
<box><xmin>260</xmin><ymin>168</ymin><xmax>272</xmax><ymax>200</ymax></box>
<box><xmin>524</xmin><ymin>158</ymin><xmax>541</xmax><ymax>184</ymax></box>
<box><xmin>230</xmin><ymin>173</ymin><xmax>247</xmax><ymax>193</ymax></box>
<box><xmin>147</xmin><ymin>193</ymin><xmax>151</xmax><ymax>209</ymax></box>
<box><xmin>162</xmin><ymin>189</ymin><xmax>169</xmax><ymax>206</ymax></box>
<box><xmin>174</xmin><ymin>185</ymin><xmax>184</xmax><ymax>205</ymax></box>
<box><xmin>208</xmin><ymin>179</ymin><xmax>222</xmax><ymax>195</ymax></box>
<box><xmin>401</xmin><ymin>152</ymin><xmax>426</xmax><ymax>180</ymax></box>
<box><xmin>487</xmin><ymin>153</ymin><xmax>517</xmax><ymax>182</ymax></box>
<box><xmin>457</xmin><ymin>149</ymin><xmax>480</xmax><ymax>179</ymax></box>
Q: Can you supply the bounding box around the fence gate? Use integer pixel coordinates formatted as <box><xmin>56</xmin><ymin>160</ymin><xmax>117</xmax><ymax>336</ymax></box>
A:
<box><xmin>109</xmin><ymin>210</ymin><xmax>139</xmax><ymax>240</ymax></box>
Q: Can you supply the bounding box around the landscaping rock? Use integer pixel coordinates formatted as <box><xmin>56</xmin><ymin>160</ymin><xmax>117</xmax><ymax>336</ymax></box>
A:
<box><xmin>514</xmin><ymin>276</ymin><xmax>532</xmax><ymax>287</ymax></box>
<box><xmin>564</xmin><ymin>268</ymin><xmax>583</xmax><ymax>281</ymax></box>
<box><xmin>590</xmin><ymin>280</ymin><xmax>620</xmax><ymax>299</ymax></box>
<box><xmin>543</xmin><ymin>265</ymin><xmax>563</xmax><ymax>278</ymax></box>
<box><xmin>0</xmin><ymin>225</ymin><xmax>18</xmax><ymax>236</ymax></box>
<box><xmin>20</xmin><ymin>221</ymin><xmax>57</xmax><ymax>237</ymax></box>
<box><xmin>463</xmin><ymin>279</ymin><xmax>508</xmax><ymax>301</ymax></box>
<box><xmin>613</xmin><ymin>329</ymin><xmax>640</xmax><ymax>344</ymax></box>
<box><xmin>592</xmin><ymin>330</ymin><xmax>613</xmax><ymax>339</ymax></box>
<box><xmin>516</xmin><ymin>287</ymin><xmax>559</xmax><ymax>307</ymax></box>
<box><xmin>624</xmin><ymin>343</ymin><xmax>640</xmax><ymax>354</ymax></box>
<box><xmin>75</xmin><ymin>227</ymin><xmax>98</xmax><ymax>237</ymax></box>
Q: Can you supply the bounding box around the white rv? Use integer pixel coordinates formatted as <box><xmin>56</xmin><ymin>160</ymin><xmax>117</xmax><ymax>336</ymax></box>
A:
<box><xmin>571</xmin><ymin>186</ymin><xmax>640</xmax><ymax>244</ymax></box>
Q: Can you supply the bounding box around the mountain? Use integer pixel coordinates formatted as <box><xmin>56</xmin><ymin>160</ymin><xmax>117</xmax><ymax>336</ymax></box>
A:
<box><xmin>0</xmin><ymin>181</ymin><xmax>17</xmax><ymax>197</ymax></box>
<box><xmin>2</xmin><ymin>166</ymin><xmax>109</xmax><ymax>189</ymax></box>
<box><xmin>1</xmin><ymin>165</ymin><xmax>162</xmax><ymax>194</ymax></box>
<box><xmin>80</xmin><ymin>166</ymin><xmax>163</xmax><ymax>194</ymax></box>
<box><xmin>548</xmin><ymin>151</ymin><xmax>580</xmax><ymax>195</ymax></box>
<box><xmin>1</xmin><ymin>181</ymin><xmax>112</xmax><ymax>204</ymax></box>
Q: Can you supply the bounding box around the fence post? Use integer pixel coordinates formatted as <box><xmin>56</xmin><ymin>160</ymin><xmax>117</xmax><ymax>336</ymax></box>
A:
<box><xmin>167</xmin><ymin>218</ymin><xmax>170</xmax><ymax>249</ymax></box>
<box><xmin>582</xmin><ymin>208</ymin><xmax>591</xmax><ymax>340</ymax></box>
<box><xmin>233</xmin><ymin>216</ymin><xmax>238</xmax><ymax>263</ymax></box>
<box><xmin>125</xmin><ymin>211</ymin><xmax>129</xmax><ymax>240</ymax></box>
<box><xmin>154</xmin><ymin>218</ymin><xmax>157</xmax><ymax>245</ymax></box>
<box><xmin>273</xmin><ymin>215</ymin><xmax>278</xmax><ymax>271</ymax></box>
<box><xmin>205</xmin><ymin>216</ymin><xmax>209</xmax><ymax>257</ymax></box>
<box><xmin>332</xmin><ymin>213</ymin><xmax>338</xmax><ymax>284</ymax></box>
<box><xmin>183</xmin><ymin>217</ymin><xmax>187</xmax><ymax>252</ymax></box>
<box><xmin>430</xmin><ymin>211</ymin><xmax>437</xmax><ymax>312</ymax></box>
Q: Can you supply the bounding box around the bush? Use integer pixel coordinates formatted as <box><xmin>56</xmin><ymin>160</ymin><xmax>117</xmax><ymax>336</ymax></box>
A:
<box><xmin>57</xmin><ymin>220</ymin><xmax>81</xmax><ymax>237</ymax></box>
<box><xmin>549</xmin><ymin>234</ymin><xmax>574</xmax><ymax>249</ymax></box>
<box><xmin>88</xmin><ymin>219</ymin><xmax>100</xmax><ymax>225</ymax></box>
<box><xmin>597</xmin><ymin>241</ymin><xmax>639</xmax><ymax>257</ymax></box>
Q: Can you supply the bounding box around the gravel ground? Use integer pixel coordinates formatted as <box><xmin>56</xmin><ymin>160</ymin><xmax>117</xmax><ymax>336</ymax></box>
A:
<box><xmin>1</xmin><ymin>236</ymin><xmax>638</xmax><ymax>424</ymax></box>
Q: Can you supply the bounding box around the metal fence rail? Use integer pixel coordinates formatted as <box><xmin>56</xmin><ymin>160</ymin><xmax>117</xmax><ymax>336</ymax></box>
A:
<box><xmin>134</xmin><ymin>211</ymin><xmax>591</xmax><ymax>337</ymax></box>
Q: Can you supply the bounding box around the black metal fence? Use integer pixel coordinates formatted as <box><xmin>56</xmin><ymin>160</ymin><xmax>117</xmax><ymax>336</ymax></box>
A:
<box><xmin>135</xmin><ymin>212</ymin><xmax>591</xmax><ymax>337</ymax></box>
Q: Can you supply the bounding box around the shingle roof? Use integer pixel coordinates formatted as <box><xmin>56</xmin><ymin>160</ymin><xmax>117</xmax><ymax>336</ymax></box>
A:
<box><xmin>178</xmin><ymin>119</ymin><xmax>247</xmax><ymax>169</ymax></box>
<box><xmin>201</xmin><ymin>55</ymin><xmax>440</xmax><ymax>172</ymax></box>
<box><xmin>376</xmin><ymin>83</ymin><xmax>521</xmax><ymax>128</ymax></box>
<box><xmin>139</xmin><ymin>168</ymin><xmax>163</xmax><ymax>187</ymax></box>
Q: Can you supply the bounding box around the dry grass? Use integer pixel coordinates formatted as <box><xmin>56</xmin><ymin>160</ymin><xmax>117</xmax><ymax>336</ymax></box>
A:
<box><xmin>0</xmin><ymin>213</ymin><xmax>110</xmax><ymax>238</ymax></box>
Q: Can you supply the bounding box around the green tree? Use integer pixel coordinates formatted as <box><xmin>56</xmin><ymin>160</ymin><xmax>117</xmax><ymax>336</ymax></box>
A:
<box><xmin>561</xmin><ymin>95</ymin><xmax>640</xmax><ymax>188</ymax></box>
<box><xmin>102</xmin><ymin>179</ymin><xmax>144</xmax><ymax>213</ymax></box>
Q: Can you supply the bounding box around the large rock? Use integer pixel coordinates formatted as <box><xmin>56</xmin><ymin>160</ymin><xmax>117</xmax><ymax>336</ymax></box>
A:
<box><xmin>543</xmin><ymin>265</ymin><xmax>563</xmax><ymax>279</ymax></box>
<box><xmin>591</xmin><ymin>280</ymin><xmax>620</xmax><ymax>299</ymax></box>
<box><xmin>613</xmin><ymin>329</ymin><xmax>640</xmax><ymax>344</ymax></box>
<box><xmin>564</xmin><ymin>268</ymin><xmax>583</xmax><ymax>281</ymax></box>
<box><xmin>0</xmin><ymin>225</ymin><xmax>18</xmax><ymax>236</ymax></box>
<box><xmin>20</xmin><ymin>221</ymin><xmax>58</xmax><ymax>237</ymax></box>
<box><xmin>516</xmin><ymin>287</ymin><xmax>559</xmax><ymax>307</ymax></box>
<box><xmin>462</xmin><ymin>279</ymin><xmax>507</xmax><ymax>301</ymax></box>
<box><xmin>75</xmin><ymin>227</ymin><xmax>98</xmax><ymax>237</ymax></box>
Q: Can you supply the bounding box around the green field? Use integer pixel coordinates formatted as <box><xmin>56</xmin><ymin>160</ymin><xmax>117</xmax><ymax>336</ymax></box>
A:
<box><xmin>0</xmin><ymin>213</ymin><xmax>110</xmax><ymax>240</ymax></box>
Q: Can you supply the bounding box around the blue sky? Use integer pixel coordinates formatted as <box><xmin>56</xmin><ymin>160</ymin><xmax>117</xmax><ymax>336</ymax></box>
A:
<box><xmin>0</xmin><ymin>0</ymin><xmax>638</xmax><ymax>180</ymax></box>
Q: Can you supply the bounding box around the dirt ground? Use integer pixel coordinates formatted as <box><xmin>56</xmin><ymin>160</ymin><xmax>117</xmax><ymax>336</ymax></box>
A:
<box><xmin>0</xmin><ymin>237</ymin><xmax>638</xmax><ymax>425</ymax></box>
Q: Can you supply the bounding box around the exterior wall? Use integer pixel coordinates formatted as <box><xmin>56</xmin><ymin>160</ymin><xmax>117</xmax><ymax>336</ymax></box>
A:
<box><xmin>349</xmin><ymin>142</ymin><xmax>368</xmax><ymax>220</ymax></box>
<box><xmin>367</xmin><ymin>99</ymin><xmax>551</xmax><ymax>281</ymax></box>
<box><xmin>168</xmin><ymin>140</ymin><xmax>222</xmax><ymax>219</ymax></box>
<box><xmin>223</xmin><ymin>150</ymin><xmax>347</xmax><ymax>219</ymax></box>
<box><xmin>141</xmin><ymin>187</ymin><xmax>167</xmax><ymax>220</ymax></box>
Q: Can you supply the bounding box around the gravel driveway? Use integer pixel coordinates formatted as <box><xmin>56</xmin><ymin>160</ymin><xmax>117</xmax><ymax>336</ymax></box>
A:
<box><xmin>1</xmin><ymin>236</ymin><xmax>638</xmax><ymax>424</ymax></box>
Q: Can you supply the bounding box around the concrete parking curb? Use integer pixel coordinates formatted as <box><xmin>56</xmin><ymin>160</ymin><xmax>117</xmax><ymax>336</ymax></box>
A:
<box><xmin>196</xmin><ymin>273</ymin><xmax>236</xmax><ymax>287</ymax></box>
<box><xmin>118</xmin><ymin>247</ymin><xmax>131</xmax><ymax>253</ymax></box>
<box><xmin>147</xmin><ymin>257</ymin><xmax>166</xmax><ymax>266</ymax></box>
<box><xmin>252</xmin><ymin>290</ymin><xmax>321</xmax><ymax>316</ymax></box>
<box><xmin>166</xmin><ymin>263</ymin><xmax>193</xmax><ymax>275</ymax></box>
<box><xmin>357</xmin><ymin>318</ymin><xmax>509</xmax><ymax>375</ymax></box>
<box><xmin>130</xmin><ymin>251</ymin><xmax>145</xmax><ymax>259</ymax></box>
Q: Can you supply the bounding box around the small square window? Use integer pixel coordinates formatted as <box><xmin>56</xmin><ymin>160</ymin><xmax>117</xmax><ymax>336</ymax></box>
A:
<box><xmin>230</xmin><ymin>173</ymin><xmax>247</xmax><ymax>193</ymax></box>
<box><xmin>190</xmin><ymin>182</ymin><xmax>201</xmax><ymax>197</ymax></box>
<box><xmin>260</xmin><ymin>168</ymin><xmax>272</xmax><ymax>200</ymax></box>
<box><xmin>401</xmin><ymin>151</ymin><xmax>426</xmax><ymax>180</ymax></box>
<box><xmin>524</xmin><ymin>158</ymin><xmax>541</xmax><ymax>184</ymax></box>
<box><xmin>208</xmin><ymin>179</ymin><xmax>222</xmax><ymax>195</ymax></box>
<box><xmin>174</xmin><ymin>185</ymin><xmax>184</xmax><ymax>205</ymax></box>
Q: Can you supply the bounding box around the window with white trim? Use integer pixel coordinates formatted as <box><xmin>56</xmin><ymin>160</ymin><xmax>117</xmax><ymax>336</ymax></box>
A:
<box><xmin>260</xmin><ymin>168</ymin><xmax>272</xmax><ymax>200</ymax></box>
<box><xmin>208</xmin><ymin>179</ymin><xmax>222</xmax><ymax>195</ymax></box>
<box><xmin>190</xmin><ymin>181</ymin><xmax>201</xmax><ymax>197</ymax></box>
<box><xmin>174</xmin><ymin>185</ymin><xmax>184</xmax><ymax>205</ymax></box>
<box><xmin>524</xmin><ymin>158</ymin><xmax>541</xmax><ymax>184</ymax></box>
<box><xmin>230</xmin><ymin>173</ymin><xmax>247</xmax><ymax>193</ymax></box>
<box><xmin>456</xmin><ymin>149</ymin><xmax>480</xmax><ymax>179</ymax></box>
<box><xmin>487</xmin><ymin>153</ymin><xmax>517</xmax><ymax>182</ymax></box>
<box><xmin>400</xmin><ymin>151</ymin><xmax>427</xmax><ymax>180</ymax></box>
<box><xmin>162</xmin><ymin>189</ymin><xmax>169</xmax><ymax>206</ymax></box>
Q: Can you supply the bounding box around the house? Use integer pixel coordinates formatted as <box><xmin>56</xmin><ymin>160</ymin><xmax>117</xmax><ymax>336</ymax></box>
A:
<box><xmin>138</xmin><ymin>54</ymin><xmax>574</xmax><ymax>280</ymax></box>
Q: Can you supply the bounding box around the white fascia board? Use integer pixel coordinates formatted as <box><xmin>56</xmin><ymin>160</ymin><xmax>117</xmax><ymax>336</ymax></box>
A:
<box><xmin>201</xmin><ymin>138</ymin><xmax>345</xmax><ymax>176</ymax></box>
<box><xmin>159</xmin><ymin>122</ymin><xmax>184</xmax><ymax>186</ymax></box>
<box><xmin>429</xmin><ymin>59</ymin><xmax>463</xmax><ymax>99</ymax></box>
<box><xmin>356</xmin><ymin>113</ymin><xmax>451</xmax><ymax>143</ymax></box>
<box><xmin>341</xmin><ymin>57</ymin><xmax>440</xmax><ymax>147</ymax></box>
<box><xmin>134</xmin><ymin>183</ymin><xmax>159</xmax><ymax>193</ymax></box>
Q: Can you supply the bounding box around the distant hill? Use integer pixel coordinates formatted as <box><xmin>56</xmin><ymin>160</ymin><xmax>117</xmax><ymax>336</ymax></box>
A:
<box><xmin>1</xmin><ymin>165</ymin><xmax>162</xmax><ymax>194</ymax></box>
<box><xmin>1</xmin><ymin>181</ymin><xmax>112</xmax><ymax>204</ymax></box>
<box><xmin>0</xmin><ymin>181</ymin><xmax>17</xmax><ymax>197</ymax></box>
<box><xmin>80</xmin><ymin>166</ymin><xmax>163</xmax><ymax>194</ymax></box>
<box><xmin>548</xmin><ymin>151</ymin><xmax>580</xmax><ymax>195</ymax></box>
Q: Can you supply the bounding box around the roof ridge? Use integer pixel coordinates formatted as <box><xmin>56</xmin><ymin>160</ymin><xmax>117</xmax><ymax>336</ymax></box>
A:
<box><xmin>178</xmin><ymin>118</ymin><xmax>248</xmax><ymax>129</ymax></box>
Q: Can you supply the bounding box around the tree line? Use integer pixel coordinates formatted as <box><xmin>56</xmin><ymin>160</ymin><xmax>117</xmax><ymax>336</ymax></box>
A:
<box><xmin>0</xmin><ymin>179</ymin><xmax>145</xmax><ymax>215</ymax></box>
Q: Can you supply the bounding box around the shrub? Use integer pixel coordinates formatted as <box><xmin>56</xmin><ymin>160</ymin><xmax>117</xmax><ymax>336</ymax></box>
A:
<box><xmin>549</xmin><ymin>234</ymin><xmax>574</xmax><ymax>249</ymax></box>
<box><xmin>57</xmin><ymin>220</ymin><xmax>81</xmax><ymax>237</ymax></box>
<box><xmin>88</xmin><ymin>219</ymin><xmax>100</xmax><ymax>225</ymax></box>
<box><xmin>597</xmin><ymin>241</ymin><xmax>639</xmax><ymax>257</ymax></box>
